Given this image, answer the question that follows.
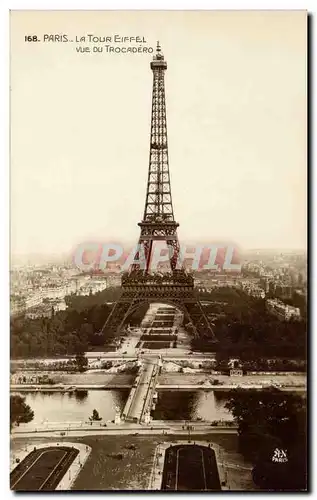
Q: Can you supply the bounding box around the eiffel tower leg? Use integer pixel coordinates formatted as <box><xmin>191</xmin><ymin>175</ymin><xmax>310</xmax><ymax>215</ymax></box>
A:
<box><xmin>119</xmin><ymin>299</ymin><xmax>146</xmax><ymax>332</ymax></box>
<box><xmin>102</xmin><ymin>298</ymin><xmax>150</xmax><ymax>338</ymax></box>
<box><xmin>183</xmin><ymin>300</ymin><xmax>217</xmax><ymax>341</ymax></box>
<box><xmin>167</xmin><ymin>300</ymin><xmax>197</xmax><ymax>338</ymax></box>
<box><xmin>101</xmin><ymin>299</ymin><xmax>133</xmax><ymax>337</ymax></box>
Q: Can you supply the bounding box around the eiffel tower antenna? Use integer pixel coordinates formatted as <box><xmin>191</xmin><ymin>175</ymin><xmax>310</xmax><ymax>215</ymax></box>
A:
<box><xmin>102</xmin><ymin>45</ymin><xmax>216</xmax><ymax>341</ymax></box>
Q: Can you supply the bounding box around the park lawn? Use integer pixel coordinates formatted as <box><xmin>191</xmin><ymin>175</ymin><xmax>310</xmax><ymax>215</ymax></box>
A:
<box><xmin>143</xmin><ymin>342</ymin><xmax>171</xmax><ymax>349</ymax></box>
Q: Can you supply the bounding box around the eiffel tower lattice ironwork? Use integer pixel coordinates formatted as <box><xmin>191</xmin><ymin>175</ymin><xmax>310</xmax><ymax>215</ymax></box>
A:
<box><xmin>102</xmin><ymin>42</ymin><xmax>216</xmax><ymax>340</ymax></box>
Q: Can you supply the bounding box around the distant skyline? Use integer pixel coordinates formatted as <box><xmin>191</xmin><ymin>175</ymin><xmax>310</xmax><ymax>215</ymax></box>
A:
<box><xmin>10</xmin><ymin>10</ymin><xmax>307</xmax><ymax>256</ymax></box>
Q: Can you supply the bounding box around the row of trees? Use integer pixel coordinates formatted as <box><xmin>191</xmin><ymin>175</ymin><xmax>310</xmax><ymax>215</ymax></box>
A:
<box><xmin>11</xmin><ymin>303</ymin><xmax>112</xmax><ymax>358</ymax></box>
<box><xmin>11</xmin><ymin>287</ymin><xmax>148</xmax><ymax>358</ymax></box>
<box><xmin>214</xmin><ymin>354</ymin><xmax>306</xmax><ymax>373</ymax></box>
<box><xmin>193</xmin><ymin>288</ymin><xmax>306</xmax><ymax>359</ymax></box>
<box><xmin>64</xmin><ymin>287</ymin><xmax>121</xmax><ymax>311</ymax></box>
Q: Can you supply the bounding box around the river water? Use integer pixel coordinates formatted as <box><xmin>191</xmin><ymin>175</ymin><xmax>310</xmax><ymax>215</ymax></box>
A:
<box><xmin>12</xmin><ymin>389</ymin><xmax>232</xmax><ymax>426</ymax></box>
<box><xmin>153</xmin><ymin>390</ymin><xmax>232</xmax><ymax>421</ymax></box>
<box><xmin>12</xmin><ymin>390</ymin><xmax>129</xmax><ymax>425</ymax></box>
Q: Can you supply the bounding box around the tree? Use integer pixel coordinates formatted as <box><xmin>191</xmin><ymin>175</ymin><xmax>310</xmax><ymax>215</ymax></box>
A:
<box><xmin>10</xmin><ymin>395</ymin><xmax>34</xmax><ymax>430</ymax></box>
<box><xmin>225</xmin><ymin>389</ymin><xmax>307</xmax><ymax>490</ymax></box>
<box><xmin>75</xmin><ymin>352</ymin><xmax>88</xmax><ymax>372</ymax></box>
<box><xmin>89</xmin><ymin>409</ymin><xmax>102</xmax><ymax>421</ymax></box>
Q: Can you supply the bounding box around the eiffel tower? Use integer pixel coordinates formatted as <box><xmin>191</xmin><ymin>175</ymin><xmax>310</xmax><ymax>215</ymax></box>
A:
<box><xmin>102</xmin><ymin>42</ymin><xmax>215</xmax><ymax>340</ymax></box>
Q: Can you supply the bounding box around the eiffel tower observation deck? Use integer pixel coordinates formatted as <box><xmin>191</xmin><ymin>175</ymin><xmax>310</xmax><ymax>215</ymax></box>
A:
<box><xmin>102</xmin><ymin>43</ymin><xmax>215</xmax><ymax>340</ymax></box>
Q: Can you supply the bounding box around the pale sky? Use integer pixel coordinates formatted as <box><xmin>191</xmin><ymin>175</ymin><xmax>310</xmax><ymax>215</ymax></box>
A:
<box><xmin>10</xmin><ymin>10</ymin><xmax>307</xmax><ymax>256</ymax></box>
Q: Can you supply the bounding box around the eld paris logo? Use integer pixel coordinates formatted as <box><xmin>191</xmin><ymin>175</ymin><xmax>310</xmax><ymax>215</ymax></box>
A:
<box><xmin>271</xmin><ymin>448</ymin><xmax>288</xmax><ymax>463</ymax></box>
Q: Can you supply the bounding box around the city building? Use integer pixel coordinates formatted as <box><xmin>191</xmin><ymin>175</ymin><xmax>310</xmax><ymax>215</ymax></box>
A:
<box><xmin>266</xmin><ymin>299</ymin><xmax>301</xmax><ymax>321</ymax></box>
<box><xmin>238</xmin><ymin>280</ymin><xmax>266</xmax><ymax>299</ymax></box>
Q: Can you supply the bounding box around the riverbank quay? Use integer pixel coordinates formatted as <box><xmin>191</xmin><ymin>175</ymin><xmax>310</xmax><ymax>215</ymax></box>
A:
<box><xmin>11</xmin><ymin>423</ymin><xmax>238</xmax><ymax>439</ymax></box>
<box><xmin>10</xmin><ymin>384</ymin><xmax>132</xmax><ymax>392</ymax></box>
<box><xmin>10</xmin><ymin>384</ymin><xmax>306</xmax><ymax>393</ymax></box>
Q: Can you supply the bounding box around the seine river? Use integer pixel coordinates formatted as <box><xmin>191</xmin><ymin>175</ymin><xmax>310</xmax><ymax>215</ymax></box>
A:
<box><xmin>153</xmin><ymin>390</ymin><xmax>232</xmax><ymax>421</ymax></box>
<box><xmin>13</xmin><ymin>390</ymin><xmax>232</xmax><ymax>426</ymax></box>
<box><xmin>13</xmin><ymin>390</ymin><xmax>129</xmax><ymax>426</ymax></box>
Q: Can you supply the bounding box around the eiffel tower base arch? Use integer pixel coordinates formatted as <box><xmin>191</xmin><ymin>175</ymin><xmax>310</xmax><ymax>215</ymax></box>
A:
<box><xmin>101</xmin><ymin>276</ymin><xmax>217</xmax><ymax>341</ymax></box>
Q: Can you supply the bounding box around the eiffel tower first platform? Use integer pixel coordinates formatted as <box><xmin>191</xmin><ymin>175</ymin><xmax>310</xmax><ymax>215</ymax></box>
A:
<box><xmin>102</xmin><ymin>43</ymin><xmax>215</xmax><ymax>341</ymax></box>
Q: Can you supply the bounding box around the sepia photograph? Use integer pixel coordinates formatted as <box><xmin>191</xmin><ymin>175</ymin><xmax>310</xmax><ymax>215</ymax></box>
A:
<box><xmin>9</xmin><ymin>9</ymin><xmax>307</xmax><ymax>491</ymax></box>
